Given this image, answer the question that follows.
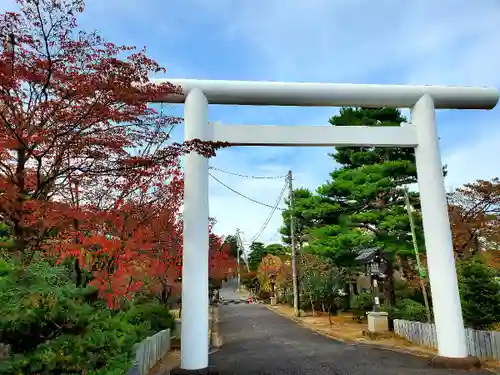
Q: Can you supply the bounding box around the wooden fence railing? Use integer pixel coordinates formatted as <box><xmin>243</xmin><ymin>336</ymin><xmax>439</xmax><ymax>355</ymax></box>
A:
<box><xmin>125</xmin><ymin>304</ymin><xmax>219</xmax><ymax>374</ymax></box>
<box><xmin>127</xmin><ymin>329</ymin><xmax>171</xmax><ymax>375</ymax></box>
<box><xmin>394</xmin><ymin>319</ymin><xmax>500</xmax><ymax>360</ymax></box>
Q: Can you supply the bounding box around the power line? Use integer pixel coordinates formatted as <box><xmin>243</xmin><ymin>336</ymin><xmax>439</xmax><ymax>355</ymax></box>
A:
<box><xmin>268</xmin><ymin>230</ymin><xmax>283</xmax><ymax>243</ymax></box>
<box><xmin>209</xmin><ymin>173</ymin><xmax>286</xmax><ymax>210</ymax></box>
<box><xmin>250</xmin><ymin>179</ymin><xmax>288</xmax><ymax>243</ymax></box>
<box><xmin>208</xmin><ymin>168</ymin><xmax>289</xmax><ymax>245</ymax></box>
<box><xmin>209</xmin><ymin>166</ymin><xmax>287</xmax><ymax>180</ymax></box>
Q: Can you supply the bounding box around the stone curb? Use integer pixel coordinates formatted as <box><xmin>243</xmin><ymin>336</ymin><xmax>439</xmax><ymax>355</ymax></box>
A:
<box><xmin>210</xmin><ymin>305</ymin><xmax>223</xmax><ymax>350</ymax></box>
<box><xmin>266</xmin><ymin>305</ymin><xmax>499</xmax><ymax>374</ymax></box>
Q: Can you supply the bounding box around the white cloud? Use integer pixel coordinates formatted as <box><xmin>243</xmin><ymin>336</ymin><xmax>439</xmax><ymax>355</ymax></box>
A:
<box><xmin>443</xmin><ymin>121</ymin><xmax>500</xmax><ymax>189</ymax></box>
<box><xmin>187</xmin><ymin>0</ymin><xmax>500</xmax><ymax>85</ymax></box>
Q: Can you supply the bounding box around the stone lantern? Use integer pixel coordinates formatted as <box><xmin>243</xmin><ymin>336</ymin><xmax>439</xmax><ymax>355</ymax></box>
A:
<box><xmin>269</xmin><ymin>273</ymin><xmax>277</xmax><ymax>305</ymax></box>
<box><xmin>355</xmin><ymin>247</ymin><xmax>389</xmax><ymax>334</ymax></box>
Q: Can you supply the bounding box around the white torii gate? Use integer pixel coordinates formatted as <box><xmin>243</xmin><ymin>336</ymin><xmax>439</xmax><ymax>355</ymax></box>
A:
<box><xmin>152</xmin><ymin>78</ymin><xmax>498</xmax><ymax>371</ymax></box>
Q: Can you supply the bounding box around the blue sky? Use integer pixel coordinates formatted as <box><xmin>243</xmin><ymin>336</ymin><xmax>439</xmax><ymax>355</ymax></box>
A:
<box><xmin>2</xmin><ymin>0</ymin><xmax>500</xmax><ymax>246</ymax></box>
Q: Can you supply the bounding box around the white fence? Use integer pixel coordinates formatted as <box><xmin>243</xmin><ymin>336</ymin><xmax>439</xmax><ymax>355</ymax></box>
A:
<box><xmin>128</xmin><ymin>329</ymin><xmax>171</xmax><ymax>375</ymax></box>
<box><xmin>394</xmin><ymin>319</ymin><xmax>500</xmax><ymax>360</ymax></box>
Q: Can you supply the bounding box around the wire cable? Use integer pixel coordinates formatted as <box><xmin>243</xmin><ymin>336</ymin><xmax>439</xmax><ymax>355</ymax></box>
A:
<box><xmin>209</xmin><ymin>166</ymin><xmax>287</xmax><ymax>180</ymax></box>
<box><xmin>267</xmin><ymin>230</ymin><xmax>283</xmax><ymax>243</ymax></box>
<box><xmin>208</xmin><ymin>168</ymin><xmax>289</xmax><ymax>245</ymax></box>
<box><xmin>209</xmin><ymin>173</ymin><xmax>286</xmax><ymax>210</ymax></box>
<box><xmin>250</xmin><ymin>179</ymin><xmax>288</xmax><ymax>243</ymax></box>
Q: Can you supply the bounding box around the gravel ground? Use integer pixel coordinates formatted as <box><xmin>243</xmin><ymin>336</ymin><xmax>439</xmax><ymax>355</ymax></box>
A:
<box><xmin>210</xmin><ymin>302</ymin><xmax>490</xmax><ymax>375</ymax></box>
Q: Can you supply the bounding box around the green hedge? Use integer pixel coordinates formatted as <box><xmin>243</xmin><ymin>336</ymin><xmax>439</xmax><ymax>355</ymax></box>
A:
<box><xmin>350</xmin><ymin>292</ymin><xmax>373</xmax><ymax>321</ymax></box>
<box><xmin>386</xmin><ymin>298</ymin><xmax>428</xmax><ymax>322</ymax></box>
<box><xmin>457</xmin><ymin>259</ymin><xmax>500</xmax><ymax>329</ymax></box>
<box><xmin>0</xmin><ymin>259</ymin><xmax>174</xmax><ymax>375</ymax></box>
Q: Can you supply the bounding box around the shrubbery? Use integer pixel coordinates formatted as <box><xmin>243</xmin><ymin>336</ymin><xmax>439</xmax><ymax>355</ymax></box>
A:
<box><xmin>457</xmin><ymin>259</ymin><xmax>500</xmax><ymax>329</ymax></box>
<box><xmin>251</xmin><ymin>251</ymin><xmax>500</xmax><ymax>333</ymax></box>
<box><xmin>124</xmin><ymin>301</ymin><xmax>175</xmax><ymax>333</ymax></box>
<box><xmin>386</xmin><ymin>298</ymin><xmax>428</xmax><ymax>322</ymax></box>
<box><xmin>350</xmin><ymin>292</ymin><xmax>373</xmax><ymax>321</ymax></box>
<box><xmin>0</xmin><ymin>258</ymin><xmax>174</xmax><ymax>375</ymax></box>
<box><xmin>388</xmin><ymin>259</ymin><xmax>500</xmax><ymax>329</ymax></box>
<box><xmin>240</xmin><ymin>271</ymin><xmax>259</xmax><ymax>293</ymax></box>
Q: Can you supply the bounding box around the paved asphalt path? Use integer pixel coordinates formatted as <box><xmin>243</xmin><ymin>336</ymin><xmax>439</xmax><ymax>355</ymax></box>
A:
<box><xmin>210</xmin><ymin>290</ymin><xmax>489</xmax><ymax>374</ymax></box>
<box><xmin>219</xmin><ymin>279</ymin><xmax>246</xmax><ymax>302</ymax></box>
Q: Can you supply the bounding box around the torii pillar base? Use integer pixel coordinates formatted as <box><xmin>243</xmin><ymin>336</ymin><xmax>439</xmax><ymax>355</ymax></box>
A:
<box><xmin>170</xmin><ymin>367</ymin><xmax>220</xmax><ymax>375</ymax></box>
<box><xmin>429</xmin><ymin>355</ymin><xmax>481</xmax><ymax>370</ymax></box>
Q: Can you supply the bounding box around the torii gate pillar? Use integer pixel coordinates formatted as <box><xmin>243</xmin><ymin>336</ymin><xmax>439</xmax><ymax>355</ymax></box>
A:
<box><xmin>180</xmin><ymin>88</ymin><xmax>211</xmax><ymax>371</ymax></box>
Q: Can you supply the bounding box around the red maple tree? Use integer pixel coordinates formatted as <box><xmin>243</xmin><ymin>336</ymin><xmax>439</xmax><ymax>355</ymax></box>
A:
<box><xmin>209</xmin><ymin>222</ymin><xmax>238</xmax><ymax>283</ymax></box>
<box><xmin>448</xmin><ymin>178</ymin><xmax>500</xmax><ymax>259</ymax></box>
<box><xmin>0</xmin><ymin>0</ymin><xmax>231</xmax><ymax>307</ymax></box>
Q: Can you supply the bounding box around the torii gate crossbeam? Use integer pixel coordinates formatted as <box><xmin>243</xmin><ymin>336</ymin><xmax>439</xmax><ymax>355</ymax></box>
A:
<box><xmin>151</xmin><ymin>78</ymin><xmax>498</xmax><ymax>372</ymax></box>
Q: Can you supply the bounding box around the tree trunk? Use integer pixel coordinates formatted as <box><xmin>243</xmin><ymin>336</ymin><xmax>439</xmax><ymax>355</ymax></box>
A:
<box><xmin>13</xmin><ymin>148</ymin><xmax>27</xmax><ymax>262</ymax></box>
<box><xmin>74</xmin><ymin>258</ymin><xmax>83</xmax><ymax>287</ymax></box>
<box><xmin>309</xmin><ymin>296</ymin><xmax>315</xmax><ymax>316</ymax></box>
<box><xmin>12</xmin><ymin>221</ymin><xmax>26</xmax><ymax>263</ymax></box>
<box><xmin>346</xmin><ymin>282</ymin><xmax>354</xmax><ymax>309</ymax></box>
<box><xmin>160</xmin><ymin>284</ymin><xmax>169</xmax><ymax>304</ymax></box>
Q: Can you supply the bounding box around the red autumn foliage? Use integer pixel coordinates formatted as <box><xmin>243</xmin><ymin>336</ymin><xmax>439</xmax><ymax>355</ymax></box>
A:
<box><xmin>448</xmin><ymin>178</ymin><xmax>500</xmax><ymax>259</ymax></box>
<box><xmin>209</xmin><ymin>230</ymin><xmax>238</xmax><ymax>283</ymax></box>
<box><xmin>0</xmin><ymin>0</ymin><xmax>231</xmax><ymax>307</ymax></box>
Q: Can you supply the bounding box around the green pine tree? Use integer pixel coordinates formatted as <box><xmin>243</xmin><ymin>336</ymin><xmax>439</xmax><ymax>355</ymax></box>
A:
<box><xmin>457</xmin><ymin>259</ymin><xmax>500</xmax><ymax>329</ymax></box>
<box><xmin>279</xmin><ymin>107</ymin><xmax>429</xmax><ymax>305</ymax></box>
<box><xmin>247</xmin><ymin>242</ymin><xmax>287</xmax><ymax>271</ymax></box>
<box><xmin>308</xmin><ymin>108</ymin><xmax>423</xmax><ymax>266</ymax></box>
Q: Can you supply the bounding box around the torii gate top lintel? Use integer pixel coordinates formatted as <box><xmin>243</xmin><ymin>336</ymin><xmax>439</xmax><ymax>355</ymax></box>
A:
<box><xmin>152</xmin><ymin>78</ymin><xmax>499</xmax><ymax>110</ymax></box>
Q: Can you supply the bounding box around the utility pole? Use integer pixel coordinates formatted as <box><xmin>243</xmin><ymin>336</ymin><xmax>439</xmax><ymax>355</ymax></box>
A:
<box><xmin>288</xmin><ymin>170</ymin><xmax>300</xmax><ymax>317</ymax></box>
<box><xmin>237</xmin><ymin>231</ymin><xmax>250</xmax><ymax>272</ymax></box>
<box><xmin>235</xmin><ymin>228</ymin><xmax>241</xmax><ymax>292</ymax></box>
<box><xmin>404</xmin><ymin>190</ymin><xmax>432</xmax><ymax>323</ymax></box>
